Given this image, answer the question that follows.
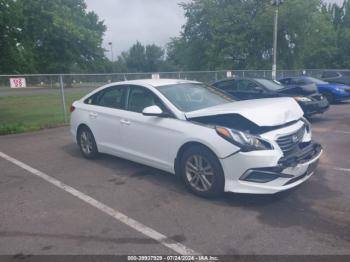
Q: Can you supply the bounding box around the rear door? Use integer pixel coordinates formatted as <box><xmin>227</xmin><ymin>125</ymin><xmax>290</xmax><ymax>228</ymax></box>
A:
<box><xmin>84</xmin><ymin>85</ymin><xmax>127</xmax><ymax>154</ymax></box>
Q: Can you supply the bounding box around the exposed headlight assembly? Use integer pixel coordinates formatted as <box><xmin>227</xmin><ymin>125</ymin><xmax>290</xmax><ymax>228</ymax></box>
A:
<box><xmin>301</xmin><ymin>117</ymin><xmax>311</xmax><ymax>133</ymax></box>
<box><xmin>293</xmin><ymin>96</ymin><xmax>312</xmax><ymax>102</ymax></box>
<box><xmin>215</xmin><ymin>127</ymin><xmax>273</xmax><ymax>152</ymax></box>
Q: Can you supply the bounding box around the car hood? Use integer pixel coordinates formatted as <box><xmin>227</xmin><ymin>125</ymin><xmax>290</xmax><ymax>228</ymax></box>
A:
<box><xmin>185</xmin><ymin>97</ymin><xmax>303</xmax><ymax>127</ymax></box>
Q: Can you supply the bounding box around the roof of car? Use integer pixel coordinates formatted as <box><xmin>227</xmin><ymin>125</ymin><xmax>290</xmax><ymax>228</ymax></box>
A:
<box><xmin>113</xmin><ymin>79</ymin><xmax>200</xmax><ymax>87</ymax></box>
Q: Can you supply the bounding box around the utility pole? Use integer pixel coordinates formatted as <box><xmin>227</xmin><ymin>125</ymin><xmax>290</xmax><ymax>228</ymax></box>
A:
<box><xmin>108</xmin><ymin>41</ymin><xmax>114</xmax><ymax>73</ymax></box>
<box><xmin>108</xmin><ymin>42</ymin><xmax>114</xmax><ymax>62</ymax></box>
<box><xmin>271</xmin><ymin>0</ymin><xmax>283</xmax><ymax>80</ymax></box>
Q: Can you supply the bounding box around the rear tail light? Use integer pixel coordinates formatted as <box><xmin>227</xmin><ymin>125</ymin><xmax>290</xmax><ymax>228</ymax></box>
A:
<box><xmin>70</xmin><ymin>105</ymin><xmax>75</xmax><ymax>113</ymax></box>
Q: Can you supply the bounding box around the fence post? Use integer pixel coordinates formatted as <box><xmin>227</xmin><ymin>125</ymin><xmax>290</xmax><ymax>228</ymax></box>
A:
<box><xmin>215</xmin><ymin>72</ymin><xmax>218</xmax><ymax>81</ymax></box>
<box><xmin>59</xmin><ymin>75</ymin><xmax>68</xmax><ymax>124</ymax></box>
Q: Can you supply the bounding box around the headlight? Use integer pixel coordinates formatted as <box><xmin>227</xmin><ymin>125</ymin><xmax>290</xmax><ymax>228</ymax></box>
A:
<box><xmin>294</xmin><ymin>96</ymin><xmax>312</xmax><ymax>102</ymax></box>
<box><xmin>335</xmin><ymin>88</ymin><xmax>345</xmax><ymax>92</ymax></box>
<box><xmin>215</xmin><ymin>127</ymin><xmax>273</xmax><ymax>152</ymax></box>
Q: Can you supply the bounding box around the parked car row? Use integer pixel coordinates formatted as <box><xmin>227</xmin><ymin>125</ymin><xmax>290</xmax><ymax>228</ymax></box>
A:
<box><xmin>212</xmin><ymin>77</ymin><xmax>330</xmax><ymax>117</ymax></box>
<box><xmin>212</xmin><ymin>75</ymin><xmax>350</xmax><ymax>118</ymax></box>
<box><xmin>70</xmin><ymin>78</ymin><xmax>324</xmax><ymax>198</ymax></box>
<box><xmin>279</xmin><ymin>76</ymin><xmax>350</xmax><ymax>103</ymax></box>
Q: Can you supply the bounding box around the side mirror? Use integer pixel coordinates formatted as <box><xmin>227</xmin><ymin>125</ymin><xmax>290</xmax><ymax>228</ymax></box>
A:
<box><xmin>142</xmin><ymin>105</ymin><xmax>164</xmax><ymax>117</ymax></box>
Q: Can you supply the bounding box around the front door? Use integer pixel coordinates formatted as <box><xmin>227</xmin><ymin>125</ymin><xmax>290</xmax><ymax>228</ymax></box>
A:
<box><xmin>118</xmin><ymin>85</ymin><xmax>177</xmax><ymax>172</ymax></box>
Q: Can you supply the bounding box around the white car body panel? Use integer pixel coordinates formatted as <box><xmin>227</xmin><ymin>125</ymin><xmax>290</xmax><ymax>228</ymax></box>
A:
<box><xmin>70</xmin><ymin>79</ymin><xmax>322</xmax><ymax>195</ymax></box>
<box><xmin>71</xmin><ymin>100</ymin><xmax>239</xmax><ymax>173</ymax></box>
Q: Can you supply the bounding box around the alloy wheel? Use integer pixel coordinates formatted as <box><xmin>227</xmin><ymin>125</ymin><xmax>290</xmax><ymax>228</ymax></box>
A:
<box><xmin>185</xmin><ymin>155</ymin><xmax>214</xmax><ymax>192</ymax></box>
<box><xmin>80</xmin><ymin>130</ymin><xmax>93</xmax><ymax>155</ymax></box>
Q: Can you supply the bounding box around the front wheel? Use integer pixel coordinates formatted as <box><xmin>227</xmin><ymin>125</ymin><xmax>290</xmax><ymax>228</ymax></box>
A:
<box><xmin>78</xmin><ymin>126</ymin><xmax>98</xmax><ymax>159</ymax></box>
<box><xmin>180</xmin><ymin>145</ymin><xmax>225</xmax><ymax>198</ymax></box>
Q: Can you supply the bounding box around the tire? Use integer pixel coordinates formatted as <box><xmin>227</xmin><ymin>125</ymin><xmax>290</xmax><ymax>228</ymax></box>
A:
<box><xmin>323</xmin><ymin>92</ymin><xmax>335</xmax><ymax>104</ymax></box>
<box><xmin>77</xmin><ymin>126</ymin><xmax>99</xmax><ymax>159</ymax></box>
<box><xmin>179</xmin><ymin>145</ymin><xmax>225</xmax><ymax>198</ymax></box>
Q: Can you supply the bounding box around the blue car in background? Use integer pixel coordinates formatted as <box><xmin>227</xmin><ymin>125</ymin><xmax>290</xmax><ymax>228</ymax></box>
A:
<box><xmin>279</xmin><ymin>76</ymin><xmax>350</xmax><ymax>104</ymax></box>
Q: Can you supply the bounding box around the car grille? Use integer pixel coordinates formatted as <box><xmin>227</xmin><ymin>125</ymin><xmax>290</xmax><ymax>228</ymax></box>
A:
<box><xmin>276</xmin><ymin>126</ymin><xmax>305</xmax><ymax>153</ymax></box>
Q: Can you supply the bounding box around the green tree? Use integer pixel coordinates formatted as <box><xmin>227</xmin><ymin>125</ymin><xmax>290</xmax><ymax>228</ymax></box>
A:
<box><xmin>119</xmin><ymin>41</ymin><xmax>165</xmax><ymax>72</ymax></box>
<box><xmin>124</xmin><ymin>41</ymin><xmax>146</xmax><ymax>72</ymax></box>
<box><xmin>145</xmin><ymin>44</ymin><xmax>164</xmax><ymax>72</ymax></box>
<box><xmin>0</xmin><ymin>0</ymin><xmax>107</xmax><ymax>74</ymax></box>
<box><xmin>167</xmin><ymin>0</ymin><xmax>339</xmax><ymax>70</ymax></box>
<box><xmin>0</xmin><ymin>0</ymin><xmax>33</xmax><ymax>73</ymax></box>
<box><xmin>330</xmin><ymin>0</ymin><xmax>350</xmax><ymax>68</ymax></box>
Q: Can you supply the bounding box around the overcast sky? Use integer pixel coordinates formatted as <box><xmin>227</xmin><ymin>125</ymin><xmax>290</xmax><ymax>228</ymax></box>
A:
<box><xmin>85</xmin><ymin>0</ymin><xmax>345</xmax><ymax>59</ymax></box>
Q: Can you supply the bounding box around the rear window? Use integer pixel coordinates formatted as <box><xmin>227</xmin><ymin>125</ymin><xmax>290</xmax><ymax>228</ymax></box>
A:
<box><xmin>85</xmin><ymin>86</ymin><xmax>126</xmax><ymax>109</ymax></box>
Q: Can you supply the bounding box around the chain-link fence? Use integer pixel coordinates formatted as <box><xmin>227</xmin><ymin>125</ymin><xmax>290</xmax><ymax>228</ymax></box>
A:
<box><xmin>0</xmin><ymin>69</ymin><xmax>346</xmax><ymax>135</ymax></box>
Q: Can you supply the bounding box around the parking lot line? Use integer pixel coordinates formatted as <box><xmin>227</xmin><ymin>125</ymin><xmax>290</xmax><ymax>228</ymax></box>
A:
<box><xmin>330</xmin><ymin>130</ymin><xmax>350</xmax><ymax>135</ymax></box>
<box><xmin>333</xmin><ymin>167</ymin><xmax>350</xmax><ymax>173</ymax></box>
<box><xmin>0</xmin><ymin>151</ymin><xmax>199</xmax><ymax>256</ymax></box>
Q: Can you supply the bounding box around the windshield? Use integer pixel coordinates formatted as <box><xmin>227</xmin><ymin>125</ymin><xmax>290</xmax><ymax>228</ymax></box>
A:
<box><xmin>156</xmin><ymin>83</ymin><xmax>235</xmax><ymax>112</ymax></box>
<box><xmin>305</xmin><ymin>77</ymin><xmax>328</xmax><ymax>84</ymax></box>
<box><xmin>255</xmin><ymin>79</ymin><xmax>285</xmax><ymax>91</ymax></box>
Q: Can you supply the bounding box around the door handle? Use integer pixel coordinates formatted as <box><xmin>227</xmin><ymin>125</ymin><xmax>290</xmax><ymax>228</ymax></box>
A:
<box><xmin>120</xmin><ymin>119</ymin><xmax>131</xmax><ymax>125</ymax></box>
<box><xmin>89</xmin><ymin>112</ymin><xmax>98</xmax><ymax>118</ymax></box>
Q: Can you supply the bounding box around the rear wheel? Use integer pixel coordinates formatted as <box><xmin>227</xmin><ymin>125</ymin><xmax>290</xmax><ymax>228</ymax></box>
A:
<box><xmin>323</xmin><ymin>92</ymin><xmax>335</xmax><ymax>104</ymax></box>
<box><xmin>180</xmin><ymin>145</ymin><xmax>225</xmax><ymax>198</ymax></box>
<box><xmin>78</xmin><ymin>126</ymin><xmax>98</xmax><ymax>159</ymax></box>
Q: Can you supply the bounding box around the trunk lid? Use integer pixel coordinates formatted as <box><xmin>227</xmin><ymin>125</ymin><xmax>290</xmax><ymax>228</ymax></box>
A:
<box><xmin>185</xmin><ymin>97</ymin><xmax>303</xmax><ymax>127</ymax></box>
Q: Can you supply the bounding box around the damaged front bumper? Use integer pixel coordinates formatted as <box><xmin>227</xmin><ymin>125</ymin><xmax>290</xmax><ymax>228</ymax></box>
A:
<box><xmin>221</xmin><ymin>141</ymin><xmax>323</xmax><ymax>194</ymax></box>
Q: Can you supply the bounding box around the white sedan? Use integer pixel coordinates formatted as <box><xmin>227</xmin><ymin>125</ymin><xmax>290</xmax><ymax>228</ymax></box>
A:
<box><xmin>70</xmin><ymin>79</ymin><xmax>322</xmax><ymax>197</ymax></box>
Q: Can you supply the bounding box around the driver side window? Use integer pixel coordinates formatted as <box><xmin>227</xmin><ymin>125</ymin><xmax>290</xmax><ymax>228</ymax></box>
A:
<box><xmin>127</xmin><ymin>86</ymin><xmax>166</xmax><ymax>113</ymax></box>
